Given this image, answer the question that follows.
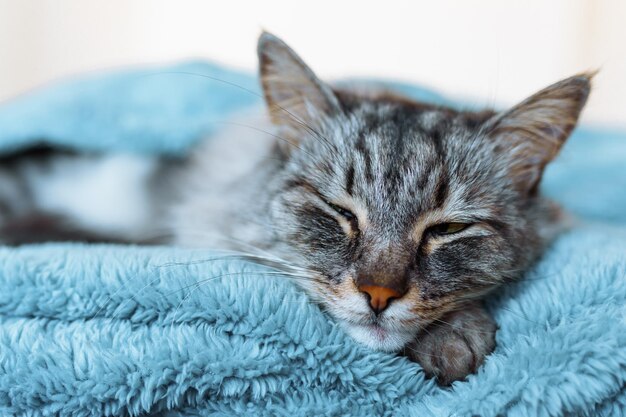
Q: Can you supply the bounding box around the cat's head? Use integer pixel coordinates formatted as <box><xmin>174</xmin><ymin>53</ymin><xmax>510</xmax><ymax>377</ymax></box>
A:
<box><xmin>258</xmin><ymin>32</ymin><xmax>591</xmax><ymax>351</ymax></box>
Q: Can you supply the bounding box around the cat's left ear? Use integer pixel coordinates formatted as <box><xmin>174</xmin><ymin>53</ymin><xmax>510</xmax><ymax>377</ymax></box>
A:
<box><xmin>258</xmin><ymin>32</ymin><xmax>342</xmax><ymax>136</ymax></box>
<box><xmin>487</xmin><ymin>73</ymin><xmax>593</xmax><ymax>195</ymax></box>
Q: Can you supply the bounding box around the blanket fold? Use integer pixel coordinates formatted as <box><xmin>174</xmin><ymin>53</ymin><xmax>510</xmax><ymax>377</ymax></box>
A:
<box><xmin>0</xmin><ymin>62</ymin><xmax>625</xmax><ymax>416</ymax></box>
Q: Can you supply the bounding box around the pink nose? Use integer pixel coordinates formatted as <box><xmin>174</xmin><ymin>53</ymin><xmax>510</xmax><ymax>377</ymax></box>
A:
<box><xmin>358</xmin><ymin>284</ymin><xmax>402</xmax><ymax>314</ymax></box>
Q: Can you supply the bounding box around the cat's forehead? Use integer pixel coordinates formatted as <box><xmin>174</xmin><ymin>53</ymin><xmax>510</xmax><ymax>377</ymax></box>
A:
<box><xmin>343</xmin><ymin>95</ymin><xmax>494</xmax><ymax>145</ymax></box>
<box><xmin>333</xmin><ymin>97</ymin><xmax>496</xmax><ymax>175</ymax></box>
<box><xmin>303</xmin><ymin>96</ymin><xmax>498</xmax><ymax>229</ymax></box>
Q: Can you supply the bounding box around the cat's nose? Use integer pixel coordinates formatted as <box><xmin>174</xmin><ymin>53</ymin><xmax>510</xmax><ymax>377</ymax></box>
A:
<box><xmin>358</xmin><ymin>284</ymin><xmax>402</xmax><ymax>314</ymax></box>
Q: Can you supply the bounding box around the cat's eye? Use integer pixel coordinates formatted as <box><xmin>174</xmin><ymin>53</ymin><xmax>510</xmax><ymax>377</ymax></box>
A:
<box><xmin>429</xmin><ymin>222</ymin><xmax>470</xmax><ymax>235</ymax></box>
<box><xmin>327</xmin><ymin>201</ymin><xmax>356</xmax><ymax>221</ymax></box>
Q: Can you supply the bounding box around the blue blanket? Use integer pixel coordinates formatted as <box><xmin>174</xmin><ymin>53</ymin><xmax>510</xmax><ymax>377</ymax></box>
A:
<box><xmin>0</xmin><ymin>62</ymin><xmax>625</xmax><ymax>416</ymax></box>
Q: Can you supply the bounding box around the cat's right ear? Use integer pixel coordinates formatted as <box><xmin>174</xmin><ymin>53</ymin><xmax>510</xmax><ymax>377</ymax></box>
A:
<box><xmin>257</xmin><ymin>32</ymin><xmax>342</xmax><ymax>144</ymax></box>
<box><xmin>485</xmin><ymin>73</ymin><xmax>593</xmax><ymax>195</ymax></box>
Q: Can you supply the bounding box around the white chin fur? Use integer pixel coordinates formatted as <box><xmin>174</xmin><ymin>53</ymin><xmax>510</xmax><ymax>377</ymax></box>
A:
<box><xmin>342</xmin><ymin>323</ymin><xmax>414</xmax><ymax>352</ymax></box>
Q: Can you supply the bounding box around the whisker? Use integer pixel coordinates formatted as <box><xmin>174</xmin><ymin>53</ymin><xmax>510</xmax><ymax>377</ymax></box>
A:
<box><xmin>90</xmin><ymin>253</ymin><xmax>273</xmax><ymax>320</ymax></box>
<box><xmin>91</xmin><ymin>247</ymin><xmax>319</xmax><ymax>323</ymax></box>
<box><xmin>516</xmin><ymin>271</ymin><xmax>563</xmax><ymax>282</ymax></box>
<box><xmin>216</xmin><ymin>120</ymin><xmax>316</xmax><ymax>159</ymax></box>
<box><xmin>120</xmin><ymin>225</ymin><xmax>318</xmax><ymax>274</ymax></box>
<box><xmin>152</xmin><ymin>71</ymin><xmax>339</xmax><ymax>157</ymax></box>
<box><xmin>164</xmin><ymin>270</ymin><xmax>312</xmax><ymax>298</ymax></box>
<box><xmin>159</xmin><ymin>229</ymin><xmax>319</xmax><ymax>275</ymax></box>
<box><xmin>429</xmin><ymin>317</ymin><xmax>497</xmax><ymax>336</ymax></box>
<box><xmin>493</xmin><ymin>306</ymin><xmax>543</xmax><ymax>325</ymax></box>
<box><xmin>166</xmin><ymin>270</ymin><xmax>313</xmax><ymax>327</ymax></box>
<box><xmin>404</xmin><ymin>344</ymin><xmax>445</xmax><ymax>361</ymax></box>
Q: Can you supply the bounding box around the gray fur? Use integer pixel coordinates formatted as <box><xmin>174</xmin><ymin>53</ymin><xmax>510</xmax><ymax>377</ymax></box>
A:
<box><xmin>171</xmin><ymin>33</ymin><xmax>591</xmax><ymax>383</ymax></box>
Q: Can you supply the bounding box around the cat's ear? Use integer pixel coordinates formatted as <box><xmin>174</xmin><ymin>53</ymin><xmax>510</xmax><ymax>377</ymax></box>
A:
<box><xmin>487</xmin><ymin>73</ymin><xmax>593</xmax><ymax>194</ymax></box>
<box><xmin>257</xmin><ymin>32</ymin><xmax>342</xmax><ymax>136</ymax></box>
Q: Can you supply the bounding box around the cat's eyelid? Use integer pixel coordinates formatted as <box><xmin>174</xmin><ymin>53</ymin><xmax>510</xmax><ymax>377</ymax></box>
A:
<box><xmin>323</xmin><ymin>199</ymin><xmax>356</xmax><ymax>220</ymax></box>
<box><xmin>434</xmin><ymin>217</ymin><xmax>488</xmax><ymax>228</ymax></box>
<box><xmin>312</xmin><ymin>190</ymin><xmax>349</xmax><ymax>215</ymax></box>
<box><xmin>438</xmin><ymin>217</ymin><xmax>482</xmax><ymax>224</ymax></box>
<box><xmin>430</xmin><ymin>222</ymin><xmax>472</xmax><ymax>235</ymax></box>
<box><xmin>306</xmin><ymin>186</ymin><xmax>367</xmax><ymax>229</ymax></box>
<box><xmin>313</xmin><ymin>192</ymin><xmax>360</xmax><ymax>229</ymax></box>
<box><xmin>428</xmin><ymin>222</ymin><xmax>498</xmax><ymax>240</ymax></box>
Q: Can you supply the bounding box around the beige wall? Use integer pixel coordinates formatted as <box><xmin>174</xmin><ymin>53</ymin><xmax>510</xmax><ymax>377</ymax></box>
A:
<box><xmin>0</xmin><ymin>0</ymin><xmax>624</xmax><ymax>127</ymax></box>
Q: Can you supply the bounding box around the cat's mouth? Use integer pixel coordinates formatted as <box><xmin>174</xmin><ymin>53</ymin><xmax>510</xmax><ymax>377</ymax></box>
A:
<box><xmin>320</xmin><ymin>291</ymin><xmax>421</xmax><ymax>352</ymax></box>
<box><xmin>364</xmin><ymin>324</ymin><xmax>390</xmax><ymax>341</ymax></box>
<box><xmin>342</xmin><ymin>321</ymin><xmax>415</xmax><ymax>352</ymax></box>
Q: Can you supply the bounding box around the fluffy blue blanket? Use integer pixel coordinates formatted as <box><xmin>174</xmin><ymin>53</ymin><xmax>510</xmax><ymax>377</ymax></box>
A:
<box><xmin>0</xmin><ymin>62</ymin><xmax>625</xmax><ymax>416</ymax></box>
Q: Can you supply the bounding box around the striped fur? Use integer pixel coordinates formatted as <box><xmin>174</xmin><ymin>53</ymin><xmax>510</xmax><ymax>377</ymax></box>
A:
<box><xmin>172</xmin><ymin>33</ymin><xmax>591</xmax><ymax>383</ymax></box>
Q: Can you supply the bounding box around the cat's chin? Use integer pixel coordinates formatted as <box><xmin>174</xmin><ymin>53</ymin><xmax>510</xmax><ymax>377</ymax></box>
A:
<box><xmin>343</xmin><ymin>323</ymin><xmax>414</xmax><ymax>352</ymax></box>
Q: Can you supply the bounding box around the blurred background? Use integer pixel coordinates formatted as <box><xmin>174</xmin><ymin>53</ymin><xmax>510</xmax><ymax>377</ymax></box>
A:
<box><xmin>1</xmin><ymin>0</ymin><xmax>625</xmax><ymax>127</ymax></box>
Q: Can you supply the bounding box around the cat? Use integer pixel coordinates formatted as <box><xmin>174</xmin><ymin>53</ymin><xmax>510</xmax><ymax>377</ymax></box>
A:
<box><xmin>0</xmin><ymin>32</ymin><xmax>591</xmax><ymax>385</ymax></box>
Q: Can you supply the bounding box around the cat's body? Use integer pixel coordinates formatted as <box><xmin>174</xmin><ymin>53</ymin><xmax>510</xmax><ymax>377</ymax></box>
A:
<box><xmin>0</xmin><ymin>33</ymin><xmax>591</xmax><ymax>385</ymax></box>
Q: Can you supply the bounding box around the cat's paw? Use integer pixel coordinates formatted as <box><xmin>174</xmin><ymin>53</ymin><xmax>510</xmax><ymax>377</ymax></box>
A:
<box><xmin>404</xmin><ymin>303</ymin><xmax>497</xmax><ymax>386</ymax></box>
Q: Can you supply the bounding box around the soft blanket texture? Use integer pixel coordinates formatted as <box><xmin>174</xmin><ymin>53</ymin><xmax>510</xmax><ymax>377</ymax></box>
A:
<box><xmin>0</xmin><ymin>62</ymin><xmax>625</xmax><ymax>416</ymax></box>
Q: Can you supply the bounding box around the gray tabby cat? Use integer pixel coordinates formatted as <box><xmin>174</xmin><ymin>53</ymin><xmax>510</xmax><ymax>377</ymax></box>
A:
<box><xmin>170</xmin><ymin>33</ymin><xmax>591</xmax><ymax>384</ymax></box>
<box><xmin>0</xmin><ymin>32</ymin><xmax>591</xmax><ymax>385</ymax></box>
